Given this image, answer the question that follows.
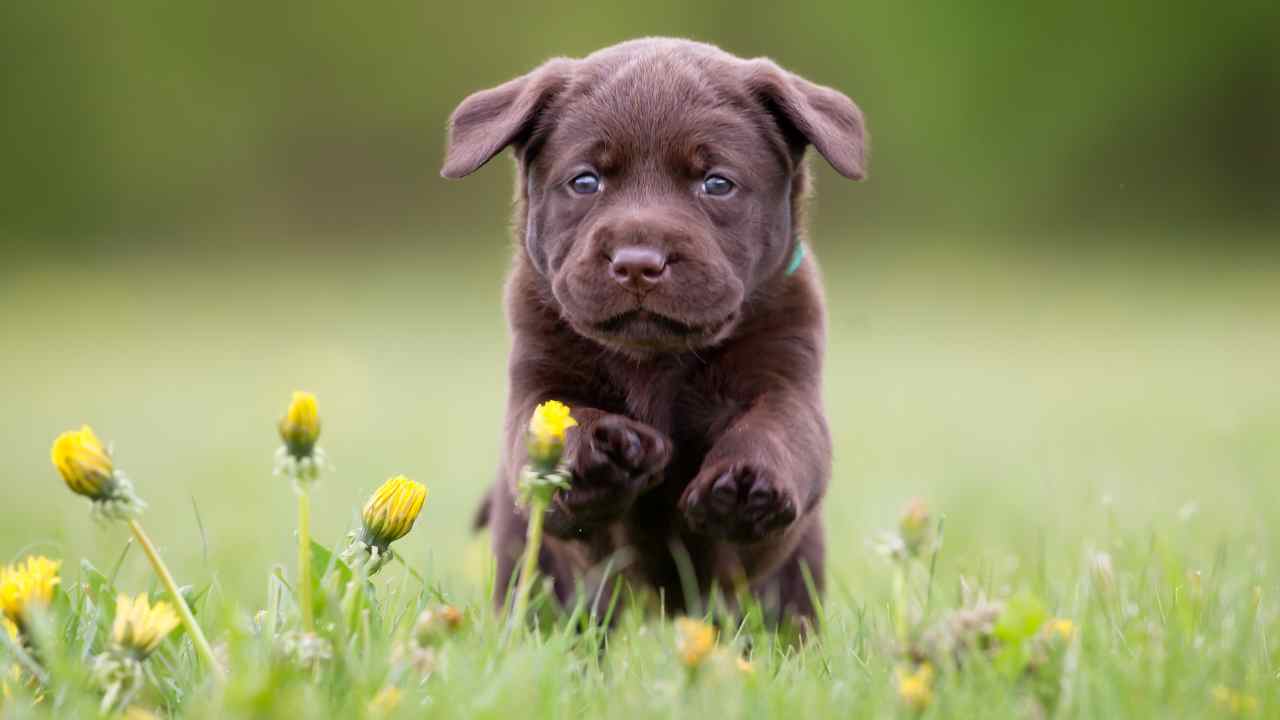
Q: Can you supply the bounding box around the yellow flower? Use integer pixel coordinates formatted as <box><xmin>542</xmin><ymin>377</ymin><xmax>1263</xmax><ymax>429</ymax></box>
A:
<box><xmin>361</xmin><ymin>475</ymin><xmax>428</xmax><ymax>550</ymax></box>
<box><xmin>51</xmin><ymin>425</ymin><xmax>115</xmax><ymax>500</ymax></box>
<box><xmin>369</xmin><ymin>686</ymin><xmax>402</xmax><ymax>715</ymax></box>
<box><xmin>1045</xmin><ymin>617</ymin><xmax>1075</xmax><ymax>641</ymax></box>
<box><xmin>898</xmin><ymin>497</ymin><xmax>934</xmax><ymax>557</ymax></box>
<box><xmin>111</xmin><ymin>594</ymin><xmax>179</xmax><ymax>659</ymax></box>
<box><xmin>896</xmin><ymin>663</ymin><xmax>934</xmax><ymax>711</ymax></box>
<box><xmin>674</xmin><ymin>617</ymin><xmax>716</xmax><ymax>669</ymax></box>
<box><xmin>736</xmin><ymin>656</ymin><xmax>755</xmax><ymax>675</ymax></box>
<box><xmin>1212</xmin><ymin>686</ymin><xmax>1259</xmax><ymax>715</ymax></box>
<box><xmin>279</xmin><ymin>391</ymin><xmax>321</xmax><ymax>459</ymax></box>
<box><xmin>0</xmin><ymin>556</ymin><xmax>61</xmax><ymax>625</ymax></box>
<box><xmin>527</xmin><ymin>400</ymin><xmax>577</xmax><ymax>470</ymax></box>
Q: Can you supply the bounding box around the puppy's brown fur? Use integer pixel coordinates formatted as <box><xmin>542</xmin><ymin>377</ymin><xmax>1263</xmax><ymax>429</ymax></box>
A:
<box><xmin>442</xmin><ymin>38</ymin><xmax>867</xmax><ymax>622</ymax></box>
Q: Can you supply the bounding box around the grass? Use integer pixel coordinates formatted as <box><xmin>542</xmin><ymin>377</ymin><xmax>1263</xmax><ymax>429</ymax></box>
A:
<box><xmin>1</xmin><ymin>230</ymin><xmax>1278</xmax><ymax>717</ymax></box>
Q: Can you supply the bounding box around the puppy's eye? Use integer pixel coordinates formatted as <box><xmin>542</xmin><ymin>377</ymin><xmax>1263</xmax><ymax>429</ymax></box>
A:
<box><xmin>570</xmin><ymin>172</ymin><xmax>601</xmax><ymax>194</ymax></box>
<box><xmin>702</xmin><ymin>175</ymin><xmax>735</xmax><ymax>196</ymax></box>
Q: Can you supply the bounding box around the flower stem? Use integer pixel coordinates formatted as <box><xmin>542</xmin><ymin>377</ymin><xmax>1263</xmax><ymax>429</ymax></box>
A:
<box><xmin>297</xmin><ymin>488</ymin><xmax>314</xmax><ymax>632</ymax></box>
<box><xmin>510</xmin><ymin>495</ymin><xmax>548</xmax><ymax>633</ymax></box>
<box><xmin>127</xmin><ymin>518</ymin><xmax>225</xmax><ymax>683</ymax></box>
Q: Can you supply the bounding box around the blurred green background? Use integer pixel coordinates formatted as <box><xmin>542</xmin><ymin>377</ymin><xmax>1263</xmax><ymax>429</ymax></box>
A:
<box><xmin>1</xmin><ymin>2</ymin><xmax>1278</xmax><ymax>605</ymax></box>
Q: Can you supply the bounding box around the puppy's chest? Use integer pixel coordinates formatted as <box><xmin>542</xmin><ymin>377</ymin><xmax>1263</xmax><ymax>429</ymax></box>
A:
<box><xmin>598</xmin><ymin>358</ymin><xmax>745</xmax><ymax>457</ymax></box>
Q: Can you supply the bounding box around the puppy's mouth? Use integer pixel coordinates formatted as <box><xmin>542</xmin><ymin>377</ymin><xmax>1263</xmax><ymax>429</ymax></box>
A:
<box><xmin>588</xmin><ymin>309</ymin><xmax>736</xmax><ymax>351</ymax></box>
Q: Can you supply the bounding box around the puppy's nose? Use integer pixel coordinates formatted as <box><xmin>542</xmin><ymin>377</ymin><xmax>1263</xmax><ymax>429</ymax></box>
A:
<box><xmin>609</xmin><ymin>246</ymin><xmax>668</xmax><ymax>292</ymax></box>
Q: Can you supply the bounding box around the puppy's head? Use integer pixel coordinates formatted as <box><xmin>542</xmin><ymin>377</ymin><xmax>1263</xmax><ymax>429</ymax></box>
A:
<box><xmin>442</xmin><ymin>38</ymin><xmax>867</xmax><ymax>355</ymax></box>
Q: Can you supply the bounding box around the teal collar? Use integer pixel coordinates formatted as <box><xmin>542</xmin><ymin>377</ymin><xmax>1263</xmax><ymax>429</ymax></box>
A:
<box><xmin>785</xmin><ymin>242</ymin><xmax>807</xmax><ymax>276</ymax></box>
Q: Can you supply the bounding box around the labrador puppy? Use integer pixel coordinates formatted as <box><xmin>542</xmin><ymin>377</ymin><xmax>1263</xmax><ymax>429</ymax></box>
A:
<box><xmin>442</xmin><ymin>38</ymin><xmax>867</xmax><ymax>622</ymax></box>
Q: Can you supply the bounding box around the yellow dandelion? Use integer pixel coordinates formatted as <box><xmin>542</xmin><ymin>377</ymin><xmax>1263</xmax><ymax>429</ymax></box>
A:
<box><xmin>1045</xmin><ymin>617</ymin><xmax>1076</xmax><ymax>641</ymax></box>
<box><xmin>898</xmin><ymin>497</ymin><xmax>934</xmax><ymax>557</ymax></box>
<box><xmin>279</xmin><ymin>391</ymin><xmax>321</xmax><ymax>459</ymax></box>
<box><xmin>1212</xmin><ymin>685</ymin><xmax>1259</xmax><ymax>715</ymax></box>
<box><xmin>361</xmin><ymin>475</ymin><xmax>428</xmax><ymax>550</ymax></box>
<box><xmin>111</xmin><ymin>594</ymin><xmax>180</xmax><ymax>659</ymax></box>
<box><xmin>674</xmin><ymin>617</ymin><xmax>716</xmax><ymax>669</ymax></box>
<box><xmin>527</xmin><ymin>400</ymin><xmax>577</xmax><ymax>470</ymax></box>
<box><xmin>51</xmin><ymin>425</ymin><xmax>115</xmax><ymax>500</ymax></box>
<box><xmin>50</xmin><ymin>426</ymin><xmax>145</xmax><ymax>518</ymax></box>
<box><xmin>0</xmin><ymin>556</ymin><xmax>61</xmax><ymax>625</ymax></box>
<box><xmin>369</xmin><ymin>686</ymin><xmax>402</xmax><ymax>715</ymax></box>
<box><xmin>896</xmin><ymin>663</ymin><xmax>934</xmax><ymax>711</ymax></box>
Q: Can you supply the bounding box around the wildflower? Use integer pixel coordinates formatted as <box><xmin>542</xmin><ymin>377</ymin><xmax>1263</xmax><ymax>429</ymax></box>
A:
<box><xmin>527</xmin><ymin>400</ymin><xmax>577</xmax><ymax>472</ymax></box>
<box><xmin>111</xmin><ymin>594</ymin><xmax>180</xmax><ymax>659</ymax></box>
<box><xmin>279</xmin><ymin>391</ymin><xmax>321</xmax><ymax>458</ymax></box>
<box><xmin>1044</xmin><ymin>618</ymin><xmax>1075</xmax><ymax>642</ymax></box>
<box><xmin>898</xmin><ymin>497</ymin><xmax>935</xmax><ymax>557</ymax></box>
<box><xmin>93</xmin><ymin>594</ymin><xmax>180</xmax><ymax>714</ymax></box>
<box><xmin>895</xmin><ymin>663</ymin><xmax>934</xmax><ymax>711</ymax></box>
<box><xmin>275</xmin><ymin>391</ymin><xmax>326</xmax><ymax>630</ymax></box>
<box><xmin>412</xmin><ymin>605</ymin><xmax>464</xmax><ymax>647</ymax></box>
<box><xmin>0</xmin><ymin>556</ymin><xmax>61</xmax><ymax>628</ymax></box>
<box><xmin>275</xmin><ymin>391</ymin><xmax>327</xmax><ymax>484</ymax></box>
<box><xmin>50</xmin><ymin>426</ymin><xmax>145</xmax><ymax>519</ymax></box>
<box><xmin>674</xmin><ymin>617</ymin><xmax>716</xmax><ymax>670</ymax></box>
<box><xmin>340</xmin><ymin>475</ymin><xmax>427</xmax><ymax>575</ymax></box>
<box><xmin>1212</xmin><ymin>685</ymin><xmax>1259</xmax><ymax>715</ymax></box>
<box><xmin>369</xmin><ymin>686</ymin><xmax>402</xmax><ymax>715</ymax></box>
<box><xmin>49</xmin><ymin>429</ymin><xmax>222</xmax><ymax>680</ymax></box>
<box><xmin>736</xmin><ymin>656</ymin><xmax>755</xmax><ymax>675</ymax></box>
<box><xmin>1090</xmin><ymin>551</ymin><xmax>1114</xmax><ymax>591</ymax></box>
<box><xmin>276</xmin><ymin>631</ymin><xmax>333</xmax><ymax>671</ymax></box>
<box><xmin>510</xmin><ymin>401</ymin><xmax>577</xmax><ymax>631</ymax></box>
<box><xmin>361</xmin><ymin>476</ymin><xmax>427</xmax><ymax>550</ymax></box>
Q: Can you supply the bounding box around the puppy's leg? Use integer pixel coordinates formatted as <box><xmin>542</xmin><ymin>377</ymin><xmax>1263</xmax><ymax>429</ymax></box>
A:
<box><xmin>679</xmin><ymin>393</ymin><xmax>830</xmax><ymax>546</ymax></box>
<box><xmin>750</xmin><ymin>518</ymin><xmax>825</xmax><ymax>627</ymax></box>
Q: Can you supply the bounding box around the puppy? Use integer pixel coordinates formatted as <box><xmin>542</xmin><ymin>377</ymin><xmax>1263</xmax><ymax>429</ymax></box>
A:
<box><xmin>442</xmin><ymin>38</ymin><xmax>867</xmax><ymax>622</ymax></box>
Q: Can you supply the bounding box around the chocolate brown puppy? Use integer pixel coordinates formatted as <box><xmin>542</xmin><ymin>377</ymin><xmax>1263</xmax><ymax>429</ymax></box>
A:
<box><xmin>442</xmin><ymin>38</ymin><xmax>867</xmax><ymax>622</ymax></box>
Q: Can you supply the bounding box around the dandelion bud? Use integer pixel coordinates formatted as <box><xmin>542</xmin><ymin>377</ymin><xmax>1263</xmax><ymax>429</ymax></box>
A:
<box><xmin>0</xmin><ymin>556</ymin><xmax>61</xmax><ymax>628</ymax></box>
<box><xmin>1044</xmin><ymin>618</ymin><xmax>1075</xmax><ymax>642</ymax></box>
<box><xmin>340</xmin><ymin>476</ymin><xmax>427</xmax><ymax>574</ymax></box>
<box><xmin>412</xmin><ymin>605</ymin><xmax>463</xmax><ymax>647</ymax></box>
<box><xmin>361</xmin><ymin>475</ymin><xmax>427</xmax><ymax>550</ymax></box>
<box><xmin>895</xmin><ymin>663</ymin><xmax>934</xmax><ymax>711</ymax></box>
<box><xmin>111</xmin><ymin>594</ymin><xmax>180</xmax><ymax>660</ymax></box>
<box><xmin>674</xmin><ymin>617</ymin><xmax>716</xmax><ymax>670</ymax></box>
<box><xmin>1212</xmin><ymin>686</ymin><xmax>1259</xmax><ymax>715</ymax></box>
<box><xmin>51</xmin><ymin>427</ymin><xmax>145</xmax><ymax>519</ymax></box>
<box><xmin>898</xmin><ymin>497</ymin><xmax>935</xmax><ymax>558</ymax></box>
<box><xmin>527</xmin><ymin>400</ymin><xmax>577</xmax><ymax>472</ymax></box>
<box><xmin>279</xmin><ymin>391</ymin><xmax>321</xmax><ymax>459</ymax></box>
<box><xmin>368</xmin><ymin>686</ymin><xmax>402</xmax><ymax>715</ymax></box>
<box><xmin>51</xmin><ymin>426</ymin><xmax>113</xmax><ymax>498</ymax></box>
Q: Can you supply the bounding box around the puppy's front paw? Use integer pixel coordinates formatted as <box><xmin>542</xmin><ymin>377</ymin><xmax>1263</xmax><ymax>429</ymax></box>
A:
<box><xmin>680</xmin><ymin>461</ymin><xmax>798</xmax><ymax>542</ymax></box>
<box><xmin>544</xmin><ymin>414</ymin><xmax>671</xmax><ymax>535</ymax></box>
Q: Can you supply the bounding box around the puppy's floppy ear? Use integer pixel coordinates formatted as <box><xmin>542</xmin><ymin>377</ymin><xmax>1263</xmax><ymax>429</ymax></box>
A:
<box><xmin>744</xmin><ymin>60</ymin><xmax>869</xmax><ymax>180</ymax></box>
<box><xmin>441</xmin><ymin>59</ymin><xmax>574</xmax><ymax>179</ymax></box>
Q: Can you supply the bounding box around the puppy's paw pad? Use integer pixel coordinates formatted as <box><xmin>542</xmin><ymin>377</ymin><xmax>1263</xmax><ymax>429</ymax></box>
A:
<box><xmin>682</xmin><ymin>464</ymin><xmax>797</xmax><ymax>541</ymax></box>
<box><xmin>580</xmin><ymin>415</ymin><xmax>671</xmax><ymax>483</ymax></box>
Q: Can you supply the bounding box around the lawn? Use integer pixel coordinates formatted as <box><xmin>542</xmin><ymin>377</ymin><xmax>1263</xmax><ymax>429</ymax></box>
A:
<box><xmin>1</xmin><ymin>230</ymin><xmax>1278</xmax><ymax>718</ymax></box>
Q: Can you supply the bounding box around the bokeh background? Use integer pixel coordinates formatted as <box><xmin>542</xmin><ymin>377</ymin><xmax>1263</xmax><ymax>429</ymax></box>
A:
<box><xmin>2</xmin><ymin>2</ymin><xmax>1278</xmax><ymax>605</ymax></box>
